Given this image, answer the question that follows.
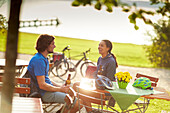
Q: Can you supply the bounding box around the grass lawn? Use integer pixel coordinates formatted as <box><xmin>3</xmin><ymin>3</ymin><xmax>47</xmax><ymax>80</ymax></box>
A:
<box><xmin>0</xmin><ymin>32</ymin><xmax>153</xmax><ymax>68</ymax></box>
<box><xmin>0</xmin><ymin>32</ymin><xmax>169</xmax><ymax>112</ymax></box>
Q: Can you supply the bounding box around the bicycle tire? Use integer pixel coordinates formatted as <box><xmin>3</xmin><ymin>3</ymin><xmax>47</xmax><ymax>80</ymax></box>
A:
<box><xmin>51</xmin><ymin>60</ymin><xmax>69</xmax><ymax>78</ymax></box>
<box><xmin>66</xmin><ymin>61</ymin><xmax>77</xmax><ymax>80</ymax></box>
<box><xmin>80</xmin><ymin>62</ymin><xmax>96</xmax><ymax>77</ymax></box>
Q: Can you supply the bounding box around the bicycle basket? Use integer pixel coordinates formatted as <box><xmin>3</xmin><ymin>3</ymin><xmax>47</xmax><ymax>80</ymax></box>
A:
<box><xmin>53</xmin><ymin>52</ymin><xmax>64</xmax><ymax>62</ymax></box>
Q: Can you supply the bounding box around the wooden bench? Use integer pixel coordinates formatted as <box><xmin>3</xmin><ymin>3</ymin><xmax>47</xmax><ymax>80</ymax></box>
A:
<box><xmin>0</xmin><ymin>76</ymin><xmax>30</xmax><ymax>95</ymax></box>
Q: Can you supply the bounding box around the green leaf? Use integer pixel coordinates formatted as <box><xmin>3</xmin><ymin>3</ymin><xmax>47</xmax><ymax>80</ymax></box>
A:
<box><xmin>145</xmin><ymin>11</ymin><xmax>155</xmax><ymax>15</ymax></box>
<box><xmin>112</xmin><ymin>0</ymin><xmax>118</xmax><ymax>6</ymax></box>
<box><xmin>128</xmin><ymin>13</ymin><xmax>137</xmax><ymax>24</ymax></box>
<box><xmin>145</xmin><ymin>19</ymin><xmax>152</xmax><ymax>24</ymax></box>
<box><xmin>106</xmin><ymin>6</ymin><xmax>113</xmax><ymax>12</ymax></box>
<box><xmin>150</xmin><ymin>0</ymin><xmax>160</xmax><ymax>4</ymax></box>
<box><xmin>161</xmin><ymin>33</ymin><xmax>168</xmax><ymax>41</ymax></box>
<box><xmin>105</xmin><ymin>3</ymin><xmax>113</xmax><ymax>12</ymax></box>
<box><xmin>134</xmin><ymin>24</ymin><xmax>139</xmax><ymax>30</ymax></box>
<box><xmin>122</xmin><ymin>8</ymin><xmax>130</xmax><ymax>12</ymax></box>
<box><xmin>133</xmin><ymin>2</ymin><xmax>136</xmax><ymax>7</ymax></box>
<box><xmin>95</xmin><ymin>2</ymin><xmax>102</xmax><ymax>10</ymax></box>
<box><xmin>72</xmin><ymin>0</ymin><xmax>81</xmax><ymax>6</ymax></box>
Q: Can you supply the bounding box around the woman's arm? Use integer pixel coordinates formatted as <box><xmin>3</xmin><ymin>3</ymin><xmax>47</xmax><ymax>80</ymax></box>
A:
<box><xmin>106</xmin><ymin>61</ymin><xmax>116</xmax><ymax>81</ymax></box>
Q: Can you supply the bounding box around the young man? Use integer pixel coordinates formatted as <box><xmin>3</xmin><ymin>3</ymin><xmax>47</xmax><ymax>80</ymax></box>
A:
<box><xmin>27</xmin><ymin>34</ymin><xmax>79</xmax><ymax>113</ymax></box>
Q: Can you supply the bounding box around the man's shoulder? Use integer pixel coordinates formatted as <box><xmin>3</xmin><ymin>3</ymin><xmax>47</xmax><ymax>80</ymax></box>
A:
<box><xmin>30</xmin><ymin>54</ymin><xmax>44</xmax><ymax>63</ymax></box>
<box><xmin>32</xmin><ymin>54</ymin><xmax>42</xmax><ymax>60</ymax></box>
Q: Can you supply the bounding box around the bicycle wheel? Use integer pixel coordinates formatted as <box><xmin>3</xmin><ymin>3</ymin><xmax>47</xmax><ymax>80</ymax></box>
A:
<box><xmin>66</xmin><ymin>61</ymin><xmax>77</xmax><ymax>80</ymax></box>
<box><xmin>80</xmin><ymin>62</ymin><xmax>96</xmax><ymax>77</ymax></box>
<box><xmin>51</xmin><ymin>60</ymin><xmax>69</xmax><ymax>78</ymax></box>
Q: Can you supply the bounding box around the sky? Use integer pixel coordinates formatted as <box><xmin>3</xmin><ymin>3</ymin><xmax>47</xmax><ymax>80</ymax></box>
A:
<box><xmin>0</xmin><ymin>0</ymin><xmax>163</xmax><ymax>45</ymax></box>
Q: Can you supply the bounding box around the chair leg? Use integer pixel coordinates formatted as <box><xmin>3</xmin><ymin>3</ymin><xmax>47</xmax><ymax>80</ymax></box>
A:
<box><xmin>60</xmin><ymin>103</ymin><xmax>66</xmax><ymax>113</ymax></box>
<box><xmin>61</xmin><ymin>103</ymin><xmax>72</xmax><ymax>113</ymax></box>
<box><xmin>134</xmin><ymin>98</ymin><xmax>150</xmax><ymax>113</ymax></box>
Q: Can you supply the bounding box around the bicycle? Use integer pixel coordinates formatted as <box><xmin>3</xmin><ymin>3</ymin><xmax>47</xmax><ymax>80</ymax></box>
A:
<box><xmin>48</xmin><ymin>45</ymin><xmax>96</xmax><ymax>81</ymax></box>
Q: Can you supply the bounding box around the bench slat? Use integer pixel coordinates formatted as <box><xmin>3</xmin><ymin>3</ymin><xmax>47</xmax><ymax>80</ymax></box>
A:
<box><xmin>0</xmin><ymin>76</ymin><xmax>30</xmax><ymax>94</ymax></box>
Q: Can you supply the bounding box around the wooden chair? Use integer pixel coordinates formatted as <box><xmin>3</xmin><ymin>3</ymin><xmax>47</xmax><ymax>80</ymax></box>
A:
<box><xmin>135</xmin><ymin>73</ymin><xmax>159</xmax><ymax>87</ymax></box>
<box><xmin>0</xmin><ymin>76</ymin><xmax>30</xmax><ymax>96</ymax></box>
<box><xmin>130</xmin><ymin>73</ymin><xmax>159</xmax><ymax>113</ymax></box>
<box><xmin>85</xmin><ymin>65</ymin><xmax>97</xmax><ymax>78</ymax></box>
<box><xmin>60</xmin><ymin>87</ymin><xmax>77</xmax><ymax>113</ymax></box>
<box><xmin>73</xmin><ymin>85</ymin><xmax>116</xmax><ymax>113</ymax></box>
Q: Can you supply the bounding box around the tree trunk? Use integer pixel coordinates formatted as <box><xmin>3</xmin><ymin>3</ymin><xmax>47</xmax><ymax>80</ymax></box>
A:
<box><xmin>1</xmin><ymin>0</ymin><xmax>22</xmax><ymax>113</ymax></box>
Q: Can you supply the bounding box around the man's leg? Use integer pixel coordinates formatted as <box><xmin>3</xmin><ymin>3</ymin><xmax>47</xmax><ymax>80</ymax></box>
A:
<box><xmin>42</xmin><ymin>91</ymin><xmax>66</xmax><ymax>103</ymax></box>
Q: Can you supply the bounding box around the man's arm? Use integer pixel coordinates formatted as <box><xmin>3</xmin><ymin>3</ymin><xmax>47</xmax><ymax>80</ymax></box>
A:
<box><xmin>51</xmin><ymin>79</ymin><xmax>61</xmax><ymax>87</ymax></box>
<box><xmin>36</xmin><ymin>76</ymin><xmax>69</xmax><ymax>93</ymax></box>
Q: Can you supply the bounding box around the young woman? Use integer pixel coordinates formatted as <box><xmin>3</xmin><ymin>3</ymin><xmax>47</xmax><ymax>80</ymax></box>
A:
<box><xmin>96</xmin><ymin>39</ymin><xmax>118</xmax><ymax>81</ymax></box>
<box><xmin>96</xmin><ymin>39</ymin><xmax>118</xmax><ymax>107</ymax></box>
<box><xmin>73</xmin><ymin>39</ymin><xmax>118</xmax><ymax>110</ymax></box>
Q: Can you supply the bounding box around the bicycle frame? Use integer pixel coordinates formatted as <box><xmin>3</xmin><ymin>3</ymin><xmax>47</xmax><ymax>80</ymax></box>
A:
<box><xmin>50</xmin><ymin>46</ymin><xmax>94</xmax><ymax>80</ymax></box>
<box><xmin>67</xmin><ymin>51</ymin><xmax>89</xmax><ymax>68</ymax></box>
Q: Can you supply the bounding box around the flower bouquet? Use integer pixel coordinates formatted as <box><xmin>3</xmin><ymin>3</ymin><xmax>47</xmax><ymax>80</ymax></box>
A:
<box><xmin>115</xmin><ymin>72</ymin><xmax>132</xmax><ymax>89</ymax></box>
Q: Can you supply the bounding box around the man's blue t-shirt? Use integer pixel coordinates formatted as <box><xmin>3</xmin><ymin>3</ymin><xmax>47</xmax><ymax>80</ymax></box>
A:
<box><xmin>27</xmin><ymin>53</ymin><xmax>53</xmax><ymax>96</ymax></box>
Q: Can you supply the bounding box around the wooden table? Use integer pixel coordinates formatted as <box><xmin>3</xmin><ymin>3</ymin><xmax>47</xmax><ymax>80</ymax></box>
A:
<box><xmin>12</xmin><ymin>97</ymin><xmax>43</xmax><ymax>113</ymax></box>
<box><xmin>95</xmin><ymin>84</ymin><xmax>170</xmax><ymax>101</ymax></box>
<box><xmin>142</xmin><ymin>87</ymin><xmax>170</xmax><ymax>101</ymax></box>
<box><xmin>94</xmin><ymin>83</ymin><xmax>170</xmax><ymax>112</ymax></box>
<box><xmin>0</xmin><ymin>59</ymin><xmax>29</xmax><ymax>77</ymax></box>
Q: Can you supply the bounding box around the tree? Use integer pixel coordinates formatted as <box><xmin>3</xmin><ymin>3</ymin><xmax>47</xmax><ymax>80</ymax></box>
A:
<box><xmin>146</xmin><ymin>18</ymin><xmax>170</xmax><ymax>67</ymax></box>
<box><xmin>0</xmin><ymin>0</ymin><xmax>22</xmax><ymax>113</ymax></box>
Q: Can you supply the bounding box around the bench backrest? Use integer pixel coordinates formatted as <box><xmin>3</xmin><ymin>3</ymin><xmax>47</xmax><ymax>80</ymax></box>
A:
<box><xmin>0</xmin><ymin>76</ymin><xmax>30</xmax><ymax>94</ymax></box>
<box><xmin>0</xmin><ymin>66</ymin><xmax>24</xmax><ymax>77</ymax></box>
<box><xmin>135</xmin><ymin>73</ymin><xmax>159</xmax><ymax>87</ymax></box>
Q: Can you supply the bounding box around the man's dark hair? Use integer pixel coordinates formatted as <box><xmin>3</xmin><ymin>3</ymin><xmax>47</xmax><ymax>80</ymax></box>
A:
<box><xmin>35</xmin><ymin>34</ymin><xmax>55</xmax><ymax>52</ymax></box>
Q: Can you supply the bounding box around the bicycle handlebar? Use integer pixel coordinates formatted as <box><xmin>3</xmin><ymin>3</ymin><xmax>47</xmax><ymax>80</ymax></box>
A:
<box><xmin>85</xmin><ymin>48</ymin><xmax>91</xmax><ymax>54</ymax></box>
<box><xmin>62</xmin><ymin>45</ymin><xmax>70</xmax><ymax>52</ymax></box>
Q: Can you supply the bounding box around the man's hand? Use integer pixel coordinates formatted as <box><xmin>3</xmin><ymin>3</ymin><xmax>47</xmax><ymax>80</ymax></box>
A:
<box><xmin>60</xmin><ymin>85</ymin><xmax>70</xmax><ymax>93</ymax></box>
